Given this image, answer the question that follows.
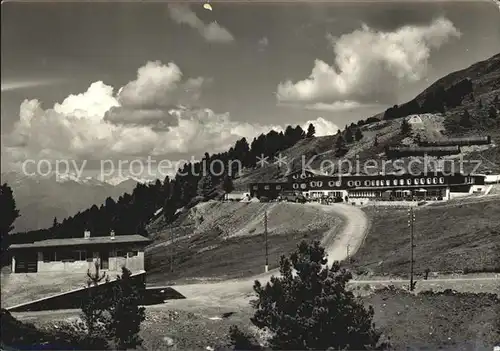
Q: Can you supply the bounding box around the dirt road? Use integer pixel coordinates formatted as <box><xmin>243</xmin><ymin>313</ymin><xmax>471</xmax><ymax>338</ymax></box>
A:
<box><xmin>156</xmin><ymin>202</ymin><xmax>370</xmax><ymax>306</ymax></box>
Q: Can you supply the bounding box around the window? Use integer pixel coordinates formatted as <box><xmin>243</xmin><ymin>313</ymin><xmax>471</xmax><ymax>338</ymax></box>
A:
<box><xmin>276</xmin><ymin>185</ymin><xmax>281</xmax><ymax>190</ymax></box>
<box><xmin>355</xmin><ymin>180</ymin><xmax>361</xmax><ymax>187</ymax></box>
<box><xmin>393</xmin><ymin>180</ymin><xmax>398</xmax><ymax>186</ymax></box>
<box><xmin>426</xmin><ymin>178</ymin><xmax>431</xmax><ymax>185</ymax></box>
<box><xmin>76</xmin><ymin>250</ymin><xmax>87</xmax><ymax>261</ymax></box>
<box><xmin>364</xmin><ymin>180</ymin><xmax>371</xmax><ymax>186</ymax></box>
<box><xmin>439</xmin><ymin>177</ymin><xmax>445</xmax><ymax>184</ymax></box>
<box><xmin>43</xmin><ymin>250</ymin><xmax>56</xmax><ymax>262</ymax></box>
<box><xmin>400</xmin><ymin>179</ymin><xmax>405</xmax><ymax>186</ymax></box>
<box><xmin>432</xmin><ymin>178</ymin><xmax>438</xmax><ymax>184</ymax></box>
<box><xmin>264</xmin><ymin>185</ymin><xmax>270</xmax><ymax>190</ymax></box>
<box><xmin>58</xmin><ymin>250</ymin><xmax>78</xmax><ymax>262</ymax></box>
<box><xmin>128</xmin><ymin>251</ymin><xmax>138</xmax><ymax>257</ymax></box>
<box><xmin>116</xmin><ymin>250</ymin><xmax>127</xmax><ymax>258</ymax></box>
<box><xmin>414</xmin><ymin>179</ymin><xmax>419</xmax><ymax>185</ymax></box>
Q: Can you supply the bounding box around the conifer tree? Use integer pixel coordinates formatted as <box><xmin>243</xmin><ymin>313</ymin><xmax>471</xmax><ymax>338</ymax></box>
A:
<box><xmin>250</xmin><ymin>241</ymin><xmax>384</xmax><ymax>350</ymax></box>
<box><xmin>306</xmin><ymin>123</ymin><xmax>316</xmax><ymax>138</ymax></box>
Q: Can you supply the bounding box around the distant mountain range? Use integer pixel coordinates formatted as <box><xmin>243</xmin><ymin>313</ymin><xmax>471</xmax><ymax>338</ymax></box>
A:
<box><xmin>0</xmin><ymin>172</ymin><xmax>142</xmax><ymax>232</ymax></box>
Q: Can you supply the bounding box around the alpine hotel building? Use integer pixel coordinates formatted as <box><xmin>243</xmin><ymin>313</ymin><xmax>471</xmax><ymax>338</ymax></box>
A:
<box><xmin>250</xmin><ymin>169</ymin><xmax>486</xmax><ymax>204</ymax></box>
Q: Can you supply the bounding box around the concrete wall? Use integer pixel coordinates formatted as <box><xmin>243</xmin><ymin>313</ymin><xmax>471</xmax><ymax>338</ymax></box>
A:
<box><xmin>484</xmin><ymin>175</ymin><xmax>500</xmax><ymax>184</ymax></box>
<box><xmin>109</xmin><ymin>249</ymin><xmax>145</xmax><ymax>272</ymax></box>
<box><xmin>26</xmin><ymin>247</ymin><xmax>145</xmax><ymax>274</ymax></box>
<box><xmin>37</xmin><ymin>252</ymin><xmax>91</xmax><ymax>273</ymax></box>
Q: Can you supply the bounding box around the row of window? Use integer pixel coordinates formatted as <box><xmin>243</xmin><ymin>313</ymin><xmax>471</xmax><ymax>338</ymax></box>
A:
<box><xmin>346</xmin><ymin>177</ymin><xmax>446</xmax><ymax>187</ymax></box>
<box><xmin>308</xmin><ymin>191</ymin><xmax>343</xmax><ymax>198</ymax></box>
<box><xmin>42</xmin><ymin>250</ymin><xmax>138</xmax><ymax>263</ymax></box>
<box><xmin>291</xmin><ymin>174</ymin><xmax>316</xmax><ymax>180</ymax></box>
<box><xmin>253</xmin><ymin>177</ymin><xmax>447</xmax><ymax>191</ymax></box>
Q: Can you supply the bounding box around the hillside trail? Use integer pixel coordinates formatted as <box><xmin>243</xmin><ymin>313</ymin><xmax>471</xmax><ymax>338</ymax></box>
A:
<box><xmin>164</xmin><ymin>202</ymin><xmax>370</xmax><ymax>307</ymax></box>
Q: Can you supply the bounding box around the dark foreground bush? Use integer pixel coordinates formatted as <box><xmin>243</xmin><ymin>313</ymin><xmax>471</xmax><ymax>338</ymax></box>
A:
<box><xmin>225</xmin><ymin>240</ymin><xmax>390</xmax><ymax>350</ymax></box>
<box><xmin>0</xmin><ymin>308</ymin><xmax>108</xmax><ymax>350</ymax></box>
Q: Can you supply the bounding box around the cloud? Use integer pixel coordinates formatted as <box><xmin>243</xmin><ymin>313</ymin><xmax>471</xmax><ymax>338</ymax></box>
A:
<box><xmin>258</xmin><ymin>36</ymin><xmax>269</xmax><ymax>51</ymax></box>
<box><xmin>279</xmin><ymin>101</ymin><xmax>364</xmax><ymax>112</ymax></box>
<box><xmin>1</xmin><ymin>79</ymin><xmax>64</xmax><ymax>92</ymax></box>
<box><xmin>2</xmin><ymin>60</ymin><xmax>336</xmax><ymax>174</ymax></box>
<box><xmin>302</xmin><ymin>117</ymin><xmax>339</xmax><ymax>137</ymax></box>
<box><xmin>167</xmin><ymin>4</ymin><xmax>234</xmax><ymax>43</ymax></box>
<box><xmin>277</xmin><ymin>17</ymin><xmax>461</xmax><ymax>106</ymax></box>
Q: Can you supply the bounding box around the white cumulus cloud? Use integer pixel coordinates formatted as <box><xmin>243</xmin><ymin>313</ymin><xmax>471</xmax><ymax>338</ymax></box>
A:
<box><xmin>277</xmin><ymin>17</ymin><xmax>461</xmax><ymax>106</ymax></box>
<box><xmin>167</xmin><ymin>4</ymin><xmax>234</xmax><ymax>43</ymax></box>
<box><xmin>2</xmin><ymin>61</ymin><xmax>335</xmax><ymax>174</ymax></box>
<box><xmin>302</xmin><ymin>117</ymin><xmax>339</xmax><ymax>137</ymax></box>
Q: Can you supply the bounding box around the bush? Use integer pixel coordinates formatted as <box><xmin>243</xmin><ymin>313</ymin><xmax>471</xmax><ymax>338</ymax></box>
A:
<box><xmin>249</xmin><ymin>240</ymin><xmax>385</xmax><ymax>350</ymax></box>
<box><xmin>108</xmin><ymin>267</ymin><xmax>146</xmax><ymax>350</ymax></box>
<box><xmin>227</xmin><ymin>325</ymin><xmax>262</xmax><ymax>350</ymax></box>
<box><xmin>1</xmin><ymin>308</ymin><xmax>108</xmax><ymax>350</ymax></box>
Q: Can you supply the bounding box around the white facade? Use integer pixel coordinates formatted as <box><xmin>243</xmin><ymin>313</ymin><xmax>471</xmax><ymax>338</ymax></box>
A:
<box><xmin>31</xmin><ymin>247</ymin><xmax>146</xmax><ymax>273</ymax></box>
<box><xmin>9</xmin><ymin>233</ymin><xmax>150</xmax><ymax>274</ymax></box>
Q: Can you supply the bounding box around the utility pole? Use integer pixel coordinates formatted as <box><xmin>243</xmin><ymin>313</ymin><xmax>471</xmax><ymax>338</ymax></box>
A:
<box><xmin>264</xmin><ymin>210</ymin><xmax>269</xmax><ymax>273</ymax></box>
<box><xmin>170</xmin><ymin>230</ymin><xmax>173</xmax><ymax>272</ymax></box>
<box><xmin>408</xmin><ymin>206</ymin><xmax>415</xmax><ymax>291</ymax></box>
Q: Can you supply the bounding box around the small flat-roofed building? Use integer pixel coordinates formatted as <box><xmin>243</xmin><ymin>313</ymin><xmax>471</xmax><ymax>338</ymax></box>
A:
<box><xmin>8</xmin><ymin>230</ymin><xmax>151</xmax><ymax>274</ymax></box>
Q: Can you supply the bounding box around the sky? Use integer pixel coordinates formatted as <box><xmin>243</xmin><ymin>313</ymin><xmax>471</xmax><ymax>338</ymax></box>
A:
<box><xmin>1</xmin><ymin>0</ymin><xmax>499</xmax><ymax>181</ymax></box>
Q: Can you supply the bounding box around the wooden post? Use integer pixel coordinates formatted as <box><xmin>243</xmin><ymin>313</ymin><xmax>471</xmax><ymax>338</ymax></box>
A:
<box><xmin>264</xmin><ymin>210</ymin><xmax>269</xmax><ymax>273</ymax></box>
<box><xmin>408</xmin><ymin>206</ymin><xmax>415</xmax><ymax>291</ymax></box>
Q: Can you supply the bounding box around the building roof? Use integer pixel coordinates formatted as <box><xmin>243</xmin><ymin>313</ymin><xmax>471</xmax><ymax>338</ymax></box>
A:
<box><xmin>9</xmin><ymin>234</ymin><xmax>151</xmax><ymax>250</ymax></box>
<box><xmin>286</xmin><ymin>168</ymin><xmax>328</xmax><ymax>177</ymax></box>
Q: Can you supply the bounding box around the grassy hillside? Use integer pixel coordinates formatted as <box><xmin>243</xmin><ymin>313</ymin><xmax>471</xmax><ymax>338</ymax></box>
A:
<box><xmin>148</xmin><ymin>201</ymin><xmax>340</xmax><ymax>241</ymax></box>
<box><xmin>349</xmin><ymin>197</ymin><xmax>500</xmax><ymax>275</ymax></box>
<box><xmin>146</xmin><ymin>201</ymin><xmax>342</xmax><ymax>284</ymax></box>
<box><xmin>146</xmin><ymin>228</ymin><xmax>328</xmax><ymax>284</ymax></box>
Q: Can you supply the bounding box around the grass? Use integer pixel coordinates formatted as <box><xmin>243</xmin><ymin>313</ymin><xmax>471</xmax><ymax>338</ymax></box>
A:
<box><xmin>364</xmin><ymin>288</ymin><xmax>500</xmax><ymax>350</ymax></box>
<box><xmin>145</xmin><ymin>227</ymin><xmax>328</xmax><ymax>285</ymax></box>
<box><xmin>15</xmin><ymin>288</ymin><xmax>500</xmax><ymax>350</ymax></box>
<box><xmin>349</xmin><ymin>197</ymin><xmax>500</xmax><ymax>276</ymax></box>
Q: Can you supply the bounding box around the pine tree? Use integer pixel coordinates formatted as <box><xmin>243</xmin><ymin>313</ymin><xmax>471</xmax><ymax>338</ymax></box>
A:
<box><xmin>81</xmin><ymin>262</ymin><xmax>110</xmax><ymax>346</ymax></box>
<box><xmin>488</xmin><ymin>106</ymin><xmax>498</xmax><ymax>119</ymax></box>
<box><xmin>0</xmin><ymin>183</ymin><xmax>20</xmax><ymax>257</ymax></box>
<box><xmin>400</xmin><ymin>118</ymin><xmax>412</xmax><ymax>136</ymax></box>
<box><xmin>250</xmin><ymin>241</ymin><xmax>383</xmax><ymax>350</ymax></box>
<box><xmin>355</xmin><ymin>128</ymin><xmax>363</xmax><ymax>141</ymax></box>
<box><xmin>109</xmin><ymin>267</ymin><xmax>146</xmax><ymax>350</ymax></box>
<box><xmin>345</xmin><ymin>128</ymin><xmax>354</xmax><ymax>143</ymax></box>
<box><xmin>459</xmin><ymin>109</ymin><xmax>472</xmax><ymax>127</ymax></box>
<box><xmin>222</xmin><ymin>174</ymin><xmax>234</xmax><ymax>194</ymax></box>
<box><xmin>335</xmin><ymin>135</ymin><xmax>348</xmax><ymax>157</ymax></box>
<box><xmin>306</xmin><ymin>123</ymin><xmax>316</xmax><ymax>138</ymax></box>
<box><xmin>197</xmin><ymin>175</ymin><xmax>214</xmax><ymax>198</ymax></box>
